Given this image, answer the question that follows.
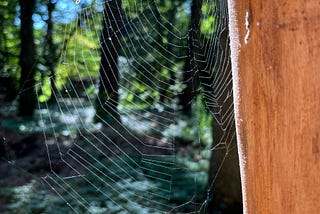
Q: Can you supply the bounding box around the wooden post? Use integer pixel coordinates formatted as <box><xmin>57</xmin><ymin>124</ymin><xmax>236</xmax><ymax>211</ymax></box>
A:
<box><xmin>228</xmin><ymin>0</ymin><xmax>320</xmax><ymax>213</ymax></box>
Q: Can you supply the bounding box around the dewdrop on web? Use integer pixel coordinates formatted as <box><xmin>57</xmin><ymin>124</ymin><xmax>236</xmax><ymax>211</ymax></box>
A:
<box><xmin>75</xmin><ymin>0</ymin><xmax>80</xmax><ymax>4</ymax></box>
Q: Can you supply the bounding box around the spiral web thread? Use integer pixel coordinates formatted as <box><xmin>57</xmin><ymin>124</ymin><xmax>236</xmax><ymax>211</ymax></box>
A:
<box><xmin>33</xmin><ymin>0</ymin><xmax>236</xmax><ymax>213</ymax></box>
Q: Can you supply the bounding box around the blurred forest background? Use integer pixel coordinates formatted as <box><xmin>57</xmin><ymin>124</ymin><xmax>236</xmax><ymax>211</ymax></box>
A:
<box><xmin>0</xmin><ymin>0</ymin><xmax>241</xmax><ymax>213</ymax></box>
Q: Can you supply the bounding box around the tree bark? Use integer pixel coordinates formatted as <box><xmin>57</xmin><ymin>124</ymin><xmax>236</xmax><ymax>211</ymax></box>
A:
<box><xmin>46</xmin><ymin>0</ymin><xmax>58</xmax><ymax>103</ymax></box>
<box><xmin>95</xmin><ymin>0</ymin><xmax>122</xmax><ymax>124</ymax></box>
<box><xmin>179</xmin><ymin>0</ymin><xmax>202</xmax><ymax>115</ymax></box>
<box><xmin>18</xmin><ymin>0</ymin><xmax>36</xmax><ymax>117</ymax></box>
<box><xmin>206</xmin><ymin>1</ymin><xmax>242</xmax><ymax>212</ymax></box>
<box><xmin>229</xmin><ymin>0</ymin><xmax>320</xmax><ymax>213</ymax></box>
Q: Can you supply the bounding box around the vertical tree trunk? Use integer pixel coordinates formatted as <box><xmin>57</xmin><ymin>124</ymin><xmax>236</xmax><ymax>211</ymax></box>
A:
<box><xmin>46</xmin><ymin>0</ymin><xmax>58</xmax><ymax>103</ymax></box>
<box><xmin>179</xmin><ymin>0</ymin><xmax>202</xmax><ymax>115</ymax></box>
<box><xmin>229</xmin><ymin>0</ymin><xmax>320</xmax><ymax>213</ymax></box>
<box><xmin>18</xmin><ymin>0</ymin><xmax>36</xmax><ymax>117</ymax></box>
<box><xmin>206</xmin><ymin>0</ymin><xmax>242</xmax><ymax>212</ymax></box>
<box><xmin>95</xmin><ymin>0</ymin><xmax>122</xmax><ymax>124</ymax></box>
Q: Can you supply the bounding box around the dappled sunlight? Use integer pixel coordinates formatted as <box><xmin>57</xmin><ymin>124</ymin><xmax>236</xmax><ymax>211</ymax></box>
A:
<box><xmin>0</xmin><ymin>0</ymin><xmax>242</xmax><ymax>213</ymax></box>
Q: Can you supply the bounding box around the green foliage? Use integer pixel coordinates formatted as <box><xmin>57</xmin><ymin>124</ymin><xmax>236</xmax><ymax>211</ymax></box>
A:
<box><xmin>201</xmin><ymin>2</ymin><xmax>217</xmax><ymax>39</ymax></box>
<box><xmin>116</xmin><ymin>0</ymin><xmax>191</xmax><ymax>107</ymax></box>
<box><xmin>163</xmin><ymin>95</ymin><xmax>213</xmax><ymax>145</ymax></box>
<box><xmin>0</xmin><ymin>0</ymin><xmax>218</xmax><ymax>108</ymax></box>
<box><xmin>49</xmin><ymin>15</ymin><xmax>102</xmax><ymax>97</ymax></box>
<box><xmin>37</xmin><ymin>76</ymin><xmax>52</xmax><ymax>102</ymax></box>
<box><xmin>0</xmin><ymin>0</ymin><xmax>20</xmax><ymax>91</ymax></box>
<box><xmin>201</xmin><ymin>16</ymin><xmax>216</xmax><ymax>37</ymax></box>
<box><xmin>0</xmin><ymin>1</ymin><xmax>220</xmax><ymax>211</ymax></box>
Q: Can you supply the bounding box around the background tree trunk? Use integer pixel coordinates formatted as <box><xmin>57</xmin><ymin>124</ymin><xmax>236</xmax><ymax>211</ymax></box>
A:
<box><xmin>18</xmin><ymin>0</ymin><xmax>36</xmax><ymax>117</ymax></box>
<box><xmin>46</xmin><ymin>0</ymin><xmax>58</xmax><ymax>103</ymax></box>
<box><xmin>206</xmin><ymin>1</ymin><xmax>242</xmax><ymax>212</ymax></box>
<box><xmin>179</xmin><ymin>0</ymin><xmax>202</xmax><ymax>115</ymax></box>
<box><xmin>95</xmin><ymin>0</ymin><xmax>122</xmax><ymax>124</ymax></box>
<box><xmin>229</xmin><ymin>0</ymin><xmax>320</xmax><ymax>213</ymax></box>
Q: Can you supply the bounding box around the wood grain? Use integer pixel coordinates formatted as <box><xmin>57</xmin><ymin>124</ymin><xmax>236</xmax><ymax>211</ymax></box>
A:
<box><xmin>229</xmin><ymin>0</ymin><xmax>320</xmax><ymax>213</ymax></box>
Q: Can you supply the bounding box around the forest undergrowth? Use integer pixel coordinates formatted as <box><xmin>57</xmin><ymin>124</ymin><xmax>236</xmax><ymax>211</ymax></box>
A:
<box><xmin>0</xmin><ymin>100</ymin><xmax>211</xmax><ymax>213</ymax></box>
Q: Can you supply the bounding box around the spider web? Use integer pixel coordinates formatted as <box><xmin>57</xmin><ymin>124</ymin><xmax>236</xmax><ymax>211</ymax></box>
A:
<box><xmin>29</xmin><ymin>0</ymin><xmax>236</xmax><ymax>213</ymax></box>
